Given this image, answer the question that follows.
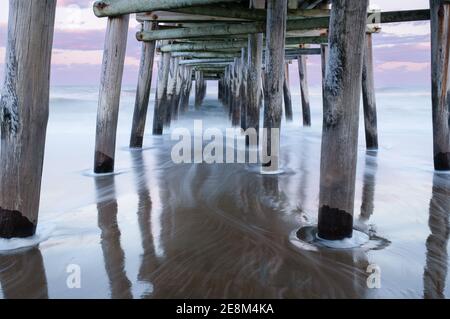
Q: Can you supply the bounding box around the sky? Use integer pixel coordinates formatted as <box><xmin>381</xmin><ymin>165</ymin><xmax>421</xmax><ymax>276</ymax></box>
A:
<box><xmin>0</xmin><ymin>0</ymin><xmax>432</xmax><ymax>88</ymax></box>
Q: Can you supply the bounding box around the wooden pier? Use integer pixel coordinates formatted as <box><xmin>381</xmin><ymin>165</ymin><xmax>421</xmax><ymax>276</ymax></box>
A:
<box><xmin>1</xmin><ymin>0</ymin><xmax>449</xmax><ymax>241</ymax></box>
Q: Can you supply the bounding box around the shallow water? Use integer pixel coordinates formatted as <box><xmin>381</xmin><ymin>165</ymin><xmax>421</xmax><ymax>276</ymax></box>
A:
<box><xmin>0</xmin><ymin>84</ymin><xmax>449</xmax><ymax>299</ymax></box>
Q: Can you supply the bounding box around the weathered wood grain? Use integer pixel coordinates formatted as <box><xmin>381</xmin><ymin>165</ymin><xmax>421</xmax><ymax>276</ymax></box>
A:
<box><xmin>298</xmin><ymin>52</ymin><xmax>311</xmax><ymax>126</ymax></box>
<box><xmin>94</xmin><ymin>0</ymin><xmax>239</xmax><ymax>17</ymax></box>
<box><xmin>318</xmin><ymin>0</ymin><xmax>368</xmax><ymax>240</ymax></box>
<box><xmin>130</xmin><ymin>22</ymin><xmax>157</xmax><ymax>148</ymax></box>
<box><xmin>0</xmin><ymin>0</ymin><xmax>57</xmax><ymax>238</ymax></box>
<box><xmin>283</xmin><ymin>63</ymin><xmax>294</xmax><ymax>122</ymax></box>
<box><xmin>262</xmin><ymin>0</ymin><xmax>287</xmax><ymax>173</ymax></box>
<box><xmin>246</xmin><ymin>31</ymin><xmax>264</xmax><ymax>146</ymax></box>
<box><xmin>94</xmin><ymin>15</ymin><xmax>130</xmax><ymax>173</ymax></box>
<box><xmin>153</xmin><ymin>50</ymin><xmax>171</xmax><ymax>135</ymax></box>
<box><xmin>431</xmin><ymin>0</ymin><xmax>450</xmax><ymax>170</ymax></box>
<box><xmin>361</xmin><ymin>33</ymin><xmax>379</xmax><ymax>150</ymax></box>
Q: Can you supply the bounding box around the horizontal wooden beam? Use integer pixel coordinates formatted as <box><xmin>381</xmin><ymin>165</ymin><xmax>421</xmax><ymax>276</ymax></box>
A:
<box><xmin>286</xmin><ymin>36</ymin><xmax>328</xmax><ymax>45</ymax></box>
<box><xmin>167</xmin><ymin>6</ymin><xmax>330</xmax><ymax>22</ymax></box>
<box><xmin>93</xmin><ymin>0</ymin><xmax>241</xmax><ymax>17</ymax></box>
<box><xmin>193</xmin><ymin>66</ymin><xmax>227</xmax><ymax>71</ymax></box>
<box><xmin>137</xmin><ymin>10</ymin><xmax>430</xmax><ymax>41</ymax></box>
<box><xmin>158</xmin><ymin>36</ymin><xmax>328</xmax><ymax>52</ymax></box>
<box><xmin>172</xmin><ymin>51</ymin><xmax>239</xmax><ymax>58</ymax></box>
<box><xmin>137</xmin><ymin>10</ymin><xmax>245</xmax><ymax>23</ymax></box>
<box><xmin>159</xmin><ymin>40</ymin><xmax>246</xmax><ymax>52</ymax></box>
<box><xmin>380</xmin><ymin>9</ymin><xmax>430</xmax><ymax>23</ymax></box>
<box><xmin>285</xmin><ymin>48</ymin><xmax>321</xmax><ymax>55</ymax></box>
<box><xmin>179</xmin><ymin>58</ymin><xmax>234</xmax><ymax>65</ymax></box>
<box><xmin>137</xmin><ymin>22</ymin><xmax>264</xmax><ymax>41</ymax></box>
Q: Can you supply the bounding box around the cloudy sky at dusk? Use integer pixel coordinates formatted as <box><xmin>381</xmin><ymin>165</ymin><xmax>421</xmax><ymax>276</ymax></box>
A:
<box><xmin>0</xmin><ymin>0</ymin><xmax>432</xmax><ymax>88</ymax></box>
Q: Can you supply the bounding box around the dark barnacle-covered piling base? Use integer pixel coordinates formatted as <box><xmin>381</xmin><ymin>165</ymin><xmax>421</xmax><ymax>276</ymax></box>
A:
<box><xmin>0</xmin><ymin>0</ymin><xmax>450</xmax><ymax>299</ymax></box>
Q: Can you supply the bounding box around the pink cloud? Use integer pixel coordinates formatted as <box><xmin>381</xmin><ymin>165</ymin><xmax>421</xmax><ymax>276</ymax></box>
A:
<box><xmin>377</xmin><ymin>61</ymin><xmax>430</xmax><ymax>72</ymax></box>
<box><xmin>57</xmin><ymin>0</ymin><xmax>93</xmax><ymax>7</ymax></box>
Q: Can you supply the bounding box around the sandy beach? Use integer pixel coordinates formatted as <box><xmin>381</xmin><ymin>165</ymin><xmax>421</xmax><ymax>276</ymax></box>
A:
<box><xmin>0</xmin><ymin>85</ymin><xmax>447</xmax><ymax>298</ymax></box>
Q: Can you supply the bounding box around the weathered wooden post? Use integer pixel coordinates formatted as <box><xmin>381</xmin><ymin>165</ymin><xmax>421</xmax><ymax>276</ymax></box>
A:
<box><xmin>231</xmin><ymin>58</ymin><xmax>241</xmax><ymax>126</ymax></box>
<box><xmin>362</xmin><ymin>33</ymin><xmax>379</xmax><ymax>150</ymax></box>
<box><xmin>180</xmin><ymin>66</ymin><xmax>193</xmax><ymax>112</ymax></box>
<box><xmin>0</xmin><ymin>0</ymin><xmax>57</xmax><ymax>238</ymax></box>
<box><xmin>246</xmin><ymin>0</ymin><xmax>265</xmax><ymax>146</ymax></box>
<box><xmin>195</xmin><ymin>70</ymin><xmax>206</xmax><ymax>109</ymax></box>
<box><xmin>318</xmin><ymin>0</ymin><xmax>369</xmax><ymax>240</ymax></box>
<box><xmin>430</xmin><ymin>0</ymin><xmax>450</xmax><ymax>171</ymax></box>
<box><xmin>164</xmin><ymin>57</ymin><xmax>178</xmax><ymax>125</ymax></box>
<box><xmin>283</xmin><ymin>62</ymin><xmax>294</xmax><ymax>122</ymax></box>
<box><xmin>320</xmin><ymin>43</ymin><xmax>329</xmax><ymax>97</ymax></box>
<box><xmin>218</xmin><ymin>76</ymin><xmax>223</xmax><ymax>101</ymax></box>
<box><xmin>240</xmin><ymin>48</ymin><xmax>249</xmax><ymax>130</ymax></box>
<box><xmin>94</xmin><ymin>15</ymin><xmax>130</xmax><ymax>173</ymax></box>
<box><xmin>153</xmin><ymin>51</ymin><xmax>171</xmax><ymax>135</ymax></box>
<box><xmin>195</xmin><ymin>70</ymin><xmax>201</xmax><ymax>108</ymax></box>
<box><xmin>298</xmin><ymin>48</ymin><xmax>311</xmax><ymax>126</ymax></box>
<box><xmin>228</xmin><ymin>63</ymin><xmax>234</xmax><ymax>119</ymax></box>
<box><xmin>175</xmin><ymin>62</ymin><xmax>184</xmax><ymax>119</ymax></box>
<box><xmin>262</xmin><ymin>0</ymin><xmax>287</xmax><ymax>173</ymax></box>
<box><xmin>130</xmin><ymin>21</ymin><xmax>157</xmax><ymax>148</ymax></box>
<box><xmin>166</xmin><ymin>57</ymin><xmax>181</xmax><ymax>125</ymax></box>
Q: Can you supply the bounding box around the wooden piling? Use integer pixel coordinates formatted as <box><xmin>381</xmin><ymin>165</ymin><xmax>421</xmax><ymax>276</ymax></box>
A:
<box><xmin>218</xmin><ymin>76</ymin><xmax>224</xmax><ymax>101</ymax></box>
<box><xmin>283</xmin><ymin>62</ymin><xmax>294</xmax><ymax>122</ymax></box>
<box><xmin>153</xmin><ymin>51</ymin><xmax>171</xmax><ymax>135</ymax></box>
<box><xmin>195</xmin><ymin>70</ymin><xmax>206</xmax><ymax>108</ymax></box>
<box><xmin>165</xmin><ymin>57</ymin><xmax>180</xmax><ymax>125</ymax></box>
<box><xmin>0</xmin><ymin>0</ymin><xmax>57</xmax><ymax>238</ymax></box>
<box><xmin>430</xmin><ymin>0</ymin><xmax>450</xmax><ymax>170</ymax></box>
<box><xmin>318</xmin><ymin>0</ymin><xmax>369</xmax><ymax>240</ymax></box>
<box><xmin>298</xmin><ymin>50</ymin><xmax>311</xmax><ymax>126</ymax></box>
<box><xmin>247</xmin><ymin>30</ymin><xmax>264</xmax><ymax>146</ymax></box>
<box><xmin>130</xmin><ymin>22</ymin><xmax>157</xmax><ymax>148</ymax></box>
<box><xmin>262</xmin><ymin>0</ymin><xmax>287</xmax><ymax>173</ymax></box>
<box><xmin>231</xmin><ymin>58</ymin><xmax>241</xmax><ymax>126</ymax></box>
<box><xmin>176</xmin><ymin>65</ymin><xmax>186</xmax><ymax>114</ymax></box>
<box><xmin>240</xmin><ymin>48</ymin><xmax>249</xmax><ymax>130</ymax></box>
<box><xmin>320</xmin><ymin>43</ymin><xmax>329</xmax><ymax>97</ymax></box>
<box><xmin>361</xmin><ymin>33</ymin><xmax>379</xmax><ymax>150</ymax></box>
<box><xmin>94</xmin><ymin>15</ymin><xmax>130</xmax><ymax>173</ymax></box>
<box><xmin>180</xmin><ymin>66</ymin><xmax>193</xmax><ymax>112</ymax></box>
<box><xmin>173</xmin><ymin>60</ymin><xmax>184</xmax><ymax>120</ymax></box>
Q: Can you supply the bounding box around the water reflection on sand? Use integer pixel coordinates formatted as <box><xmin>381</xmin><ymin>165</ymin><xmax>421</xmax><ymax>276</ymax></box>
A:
<box><xmin>0</xmin><ymin>90</ymin><xmax>449</xmax><ymax>298</ymax></box>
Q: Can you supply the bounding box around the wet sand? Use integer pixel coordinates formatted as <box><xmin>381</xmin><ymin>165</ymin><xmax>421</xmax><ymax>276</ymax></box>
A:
<box><xmin>0</xmin><ymin>85</ymin><xmax>449</xmax><ymax>299</ymax></box>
